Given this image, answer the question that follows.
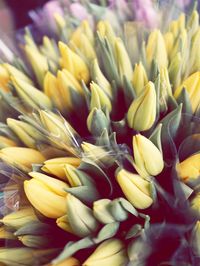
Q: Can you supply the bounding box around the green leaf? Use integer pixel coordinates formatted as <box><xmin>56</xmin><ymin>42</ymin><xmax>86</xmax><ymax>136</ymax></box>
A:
<box><xmin>94</xmin><ymin>222</ymin><xmax>119</xmax><ymax>243</ymax></box>
<box><xmin>125</xmin><ymin>224</ymin><xmax>143</xmax><ymax>239</ymax></box>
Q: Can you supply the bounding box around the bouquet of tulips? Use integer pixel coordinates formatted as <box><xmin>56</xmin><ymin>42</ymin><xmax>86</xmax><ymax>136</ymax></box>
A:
<box><xmin>0</xmin><ymin>0</ymin><xmax>199</xmax><ymax>265</ymax></box>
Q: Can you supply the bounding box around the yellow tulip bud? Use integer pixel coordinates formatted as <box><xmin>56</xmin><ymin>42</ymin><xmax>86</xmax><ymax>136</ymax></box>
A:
<box><xmin>133</xmin><ymin>134</ymin><xmax>164</xmax><ymax>177</ymax></box>
<box><xmin>116</xmin><ymin>169</ymin><xmax>153</xmax><ymax>209</ymax></box>
<box><xmin>44</xmin><ymin>71</ymin><xmax>66</xmax><ymax>113</ymax></box>
<box><xmin>7</xmin><ymin>118</ymin><xmax>44</xmax><ymax>148</ymax></box>
<box><xmin>91</xmin><ymin>59</ymin><xmax>112</xmax><ymax>98</ymax></box>
<box><xmin>191</xmin><ymin>193</ymin><xmax>200</xmax><ymax>218</ymax></box>
<box><xmin>54</xmin><ymin>13</ymin><xmax>66</xmax><ymax>31</ymax></box>
<box><xmin>0</xmin><ymin>147</ymin><xmax>45</xmax><ymax>172</ymax></box>
<box><xmin>0</xmin><ymin>207</ymin><xmax>38</xmax><ymax>229</ymax></box>
<box><xmin>176</xmin><ymin>153</ymin><xmax>200</xmax><ymax>183</ymax></box>
<box><xmin>67</xmin><ymin>194</ymin><xmax>99</xmax><ymax>237</ymax></box>
<box><xmin>41</xmin><ymin>36</ymin><xmax>58</xmax><ymax>62</ymax></box>
<box><xmin>174</xmin><ymin>72</ymin><xmax>200</xmax><ymax>113</ymax></box>
<box><xmin>97</xmin><ymin>20</ymin><xmax>116</xmax><ymax>47</ymax></box>
<box><xmin>114</xmin><ymin>37</ymin><xmax>133</xmax><ymax>82</ymax></box>
<box><xmin>0</xmin><ymin>136</ymin><xmax>17</xmax><ymax>148</ymax></box>
<box><xmin>24</xmin><ymin>172</ymin><xmax>69</xmax><ymax>218</ymax></box>
<box><xmin>18</xmin><ymin>235</ymin><xmax>49</xmax><ymax>248</ymax></box>
<box><xmin>47</xmin><ymin>257</ymin><xmax>80</xmax><ymax>266</ymax></box>
<box><xmin>64</xmin><ymin>164</ymin><xmax>82</xmax><ymax>187</ymax></box>
<box><xmin>168</xmin><ymin>52</ymin><xmax>182</xmax><ymax>89</ymax></box>
<box><xmin>0</xmin><ymin>64</ymin><xmax>10</xmax><ymax>92</ymax></box>
<box><xmin>159</xmin><ymin>67</ymin><xmax>172</xmax><ymax>112</ymax></box>
<box><xmin>190</xmin><ymin>221</ymin><xmax>200</xmax><ymax>256</ymax></box>
<box><xmin>56</xmin><ymin>214</ymin><xmax>74</xmax><ymax>234</ymax></box>
<box><xmin>90</xmin><ymin>81</ymin><xmax>112</xmax><ymax>112</ymax></box>
<box><xmin>39</xmin><ymin>110</ymin><xmax>78</xmax><ymax>151</ymax></box>
<box><xmin>169</xmin><ymin>13</ymin><xmax>185</xmax><ymax>39</ymax></box>
<box><xmin>189</xmin><ymin>28</ymin><xmax>200</xmax><ymax>74</ymax></box>
<box><xmin>42</xmin><ymin>157</ymin><xmax>81</xmax><ymax>180</ymax></box>
<box><xmin>71</xmin><ymin>20</ymin><xmax>94</xmax><ymax>45</ymax></box>
<box><xmin>164</xmin><ymin>32</ymin><xmax>174</xmax><ymax>56</ymax></box>
<box><xmin>187</xmin><ymin>10</ymin><xmax>199</xmax><ymax>36</ymax></box>
<box><xmin>57</xmin><ymin>69</ymin><xmax>84</xmax><ymax>113</ymax></box>
<box><xmin>11</xmin><ymin>76</ymin><xmax>52</xmax><ymax>110</ymax></box>
<box><xmin>146</xmin><ymin>30</ymin><xmax>168</xmax><ymax>69</ymax></box>
<box><xmin>83</xmin><ymin>238</ymin><xmax>128</xmax><ymax>266</ymax></box>
<box><xmin>132</xmin><ymin>62</ymin><xmax>148</xmax><ymax>96</ymax></box>
<box><xmin>24</xmin><ymin>45</ymin><xmax>48</xmax><ymax>87</ymax></box>
<box><xmin>3</xmin><ymin>63</ymin><xmax>33</xmax><ymax>85</ymax></box>
<box><xmin>0</xmin><ymin>226</ymin><xmax>16</xmax><ymax>239</ymax></box>
<box><xmin>59</xmin><ymin>41</ymin><xmax>90</xmax><ymax>83</ymax></box>
<box><xmin>127</xmin><ymin>81</ymin><xmax>156</xmax><ymax>131</ymax></box>
<box><xmin>93</xmin><ymin>199</ymin><xmax>115</xmax><ymax>224</ymax></box>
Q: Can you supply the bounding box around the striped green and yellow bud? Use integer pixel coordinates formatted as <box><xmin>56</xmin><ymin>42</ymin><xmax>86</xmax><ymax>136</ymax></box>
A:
<box><xmin>132</xmin><ymin>62</ymin><xmax>148</xmax><ymax>96</ymax></box>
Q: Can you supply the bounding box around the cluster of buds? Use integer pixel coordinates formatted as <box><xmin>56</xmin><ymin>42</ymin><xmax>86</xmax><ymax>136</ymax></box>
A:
<box><xmin>0</xmin><ymin>1</ymin><xmax>199</xmax><ymax>265</ymax></box>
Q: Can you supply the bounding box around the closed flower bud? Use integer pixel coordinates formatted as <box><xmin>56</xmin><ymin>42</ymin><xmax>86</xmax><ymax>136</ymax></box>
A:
<box><xmin>190</xmin><ymin>221</ymin><xmax>200</xmax><ymax>256</ymax></box>
<box><xmin>91</xmin><ymin>59</ymin><xmax>112</xmax><ymax>98</ymax></box>
<box><xmin>70</xmin><ymin>20</ymin><xmax>94</xmax><ymax>46</ymax></box>
<box><xmin>3</xmin><ymin>63</ymin><xmax>33</xmax><ymax>85</ymax></box>
<box><xmin>0</xmin><ymin>64</ymin><xmax>10</xmax><ymax>92</ymax></box>
<box><xmin>191</xmin><ymin>193</ymin><xmax>200</xmax><ymax>218</ymax></box>
<box><xmin>18</xmin><ymin>235</ymin><xmax>50</xmax><ymax>248</ymax></box>
<box><xmin>57</xmin><ymin>69</ymin><xmax>84</xmax><ymax>113</ymax></box>
<box><xmin>11</xmin><ymin>76</ymin><xmax>52</xmax><ymax>110</ymax></box>
<box><xmin>0</xmin><ymin>207</ymin><xmax>38</xmax><ymax>229</ymax></box>
<box><xmin>127</xmin><ymin>81</ymin><xmax>156</xmax><ymax>131</ymax></box>
<box><xmin>97</xmin><ymin>21</ymin><xmax>116</xmax><ymax>47</ymax></box>
<box><xmin>56</xmin><ymin>214</ymin><xmax>74</xmax><ymax>234</ymax></box>
<box><xmin>41</xmin><ymin>36</ymin><xmax>58</xmax><ymax>62</ymax></box>
<box><xmin>24</xmin><ymin>45</ymin><xmax>48</xmax><ymax>87</ymax></box>
<box><xmin>114</xmin><ymin>37</ymin><xmax>133</xmax><ymax>82</ymax></box>
<box><xmin>42</xmin><ymin>157</ymin><xmax>81</xmax><ymax>180</ymax></box>
<box><xmin>7</xmin><ymin>118</ymin><xmax>44</xmax><ymax>148</ymax></box>
<box><xmin>164</xmin><ymin>32</ymin><xmax>174</xmax><ymax>56</ymax></box>
<box><xmin>188</xmin><ymin>28</ymin><xmax>200</xmax><ymax>74</ymax></box>
<box><xmin>0</xmin><ymin>147</ymin><xmax>45</xmax><ymax>172</ymax></box>
<box><xmin>90</xmin><ymin>82</ymin><xmax>112</xmax><ymax>112</ymax></box>
<box><xmin>83</xmin><ymin>238</ymin><xmax>128</xmax><ymax>266</ymax></box>
<box><xmin>176</xmin><ymin>153</ymin><xmax>200</xmax><ymax>183</ymax></box>
<box><xmin>159</xmin><ymin>67</ymin><xmax>172</xmax><ymax>112</ymax></box>
<box><xmin>93</xmin><ymin>199</ymin><xmax>115</xmax><ymax>224</ymax></box>
<box><xmin>146</xmin><ymin>30</ymin><xmax>168</xmax><ymax>69</ymax></box>
<box><xmin>24</xmin><ymin>172</ymin><xmax>69</xmax><ymax>218</ymax></box>
<box><xmin>0</xmin><ymin>226</ymin><xmax>16</xmax><ymax>240</ymax></box>
<box><xmin>132</xmin><ymin>62</ymin><xmax>148</xmax><ymax>96</ymax></box>
<box><xmin>0</xmin><ymin>135</ymin><xmax>17</xmax><ymax>148</ymax></box>
<box><xmin>87</xmin><ymin>107</ymin><xmax>109</xmax><ymax>136</ymax></box>
<box><xmin>133</xmin><ymin>134</ymin><xmax>164</xmax><ymax>177</ymax></box>
<box><xmin>59</xmin><ymin>42</ymin><xmax>90</xmax><ymax>83</ymax></box>
<box><xmin>47</xmin><ymin>257</ymin><xmax>80</xmax><ymax>266</ymax></box>
<box><xmin>168</xmin><ymin>52</ymin><xmax>182</xmax><ymax>89</ymax></box>
<box><xmin>116</xmin><ymin>169</ymin><xmax>153</xmax><ymax>209</ymax></box>
<box><xmin>67</xmin><ymin>194</ymin><xmax>99</xmax><ymax>237</ymax></box>
<box><xmin>174</xmin><ymin>72</ymin><xmax>200</xmax><ymax>113</ymax></box>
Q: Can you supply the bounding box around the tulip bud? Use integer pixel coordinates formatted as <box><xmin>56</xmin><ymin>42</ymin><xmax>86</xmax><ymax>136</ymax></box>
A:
<box><xmin>67</xmin><ymin>194</ymin><xmax>99</xmax><ymax>237</ymax></box>
<box><xmin>176</xmin><ymin>153</ymin><xmax>200</xmax><ymax>183</ymax></box>
<box><xmin>159</xmin><ymin>67</ymin><xmax>172</xmax><ymax>112</ymax></box>
<box><xmin>132</xmin><ymin>62</ymin><xmax>148</xmax><ymax>96</ymax></box>
<box><xmin>3</xmin><ymin>63</ymin><xmax>33</xmax><ymax>85</ymax></box>
<box><xmin>169</xmin><ymin>13</ymin><xmax>185</xmax><ymax>39</ymax></box>
<box><xmin>11</xmin><ymin>76</ymin><xmax>52</xmax><ymax>110</ymax></box>
<box><xmin>7</xmin><ymin>118</ymin><xmax>44</xmax><ymax>148</ymax></box>
<box><xmin>116</xmin><ymin>169</ymin><xmax>153</xmax><ymax>209</ymax></box>
<box><xmin>42</xmin><ymin>157</ymin><xmax>81</xmax><ymax>180</ymax></box>
<box><xmin>133</xmin><ymin>134</ymin><xmax>164</xmax><ymax>177</ymax></box>
<box><xmin>0</xmin><ymin>226</ymin><xmax>16</xmax><ymax>240</ymax></box>
<box><xmin>41</xmin><ymin>36</ymin><xmax>58</xmax><ymax>62</ymax></box>
<box><xmin>188</xmin><ymin>28</ymin><xmax>200</xmax><ymax>74</ymax></box>
<box><xmin>164</xmin><ymin>32</ymin><xmax>174</xmax><ymax>56</ymax></box>
<box><xmin>190</xmin><ymin>221</ymin><xmax>200</xmax><ymax>256</ymax></box>
<box><xmin>191</xmin><ymin>193</ymin><xmax>200</xmax><ymax>218</ymax></box>
<box><xmin>97</xmin><ymin>21</ymin><xmax>116</xmax><ymax>47</ymax></box>
<box><xmin>81</xmin><ymin>142</ymin><xmax>114</xmax><ymax>167</ymax></box>
<box><xmin>71</xmin><ymin>20</ymin><xmax>94</xmax><ymax>45</ymax></box>
<box><xmin>91</xmin><ymin>59</ymin><xmax>112</xmax><ymax>98</ymax></box>
<box><xmin>187</xmin><ymin>10</ymin><xmax>199</xmax><ymax>36</ymax></box>
<box><xmin>127</xmin><ymin>81</ymin><xmax>156</xmax><ymax>131</ymax></box>
<box><xmin>54</xmin><ymin>13</ymin><xmax>66</xmax><ymax>31</ymax></box>
<box><xmin>90</xmin><ymin>82</ymin><xmax>112</xmax><ymax>112</ymax></box>
<box><xmin>0</xmin><ymin>147</ymin><xmax>45</xmax><ymax>172</ymax></box>
<box><xmin>56</xmin><ymin>214</ymin><xmax>74</xmax><ymax>234</ymax></box>
<box><xmin>174</xmin><ymin>72</ymin><xmax>200</xmax><ymax>113</ymax></box>
<box><xmin>83</xmin><ymin>238</ymin><xmax>128</xmax><ymax>266</ymax></box>
<box><xmin>24</xmin><ymin>45</ymin><xmax>48</xmax><ymax>87</ymax></box>
<box><xmin>44</xmin><ymin>72</ymin><xmax>65</xmax><ymax>113</ymax></box>
<box><xmin>59</xmin><ymin>42</ymin><xmax>90</xmax><ymax>83</ymax></box>
<box><xmin>93</xmin><ymin>199</ymin><xmax>115</xmax><ymax>224</ymax></box>
<box><xmin>57</xmin><ymin>69</ymin><xmax>84</xmax><ymax>113</ymax></box>
<box><xmin>18</xmin><ymin>235</ymin><xmax>50</xmax><ymax>248</ymax></box>
<box><xmin>87</xmin><ymin>108</ymin><xmax>109</xmax><ymax>136</ymax></box>
<box><xmin>114</xmin><ymin>37</ymin><xmax>133</xmax><ymax>82</ymax></box>
<box><xmin>146</xmin><ymin>30</ymin><xmax>168</xmax><ymax>69</ymax></box>
<box><xmin>0</xmin><ymin>64</ymin><xmax>10</xmax><ymax>92</ymax></box>
<box><xmin>24</xmin><ymin>172</ymin><xmax>69</xmax><ymax>218</ymax></box>
<box><xmin>0</xmin><ymin>207</ymin><xmax>38</xmax><ymax>229</ymax></box>
<box><xmin>168</xmin><ymin>52</ymin><xmax>182</xmax><ymax>89</ymax></box>
<box><xmin>0</xmin><ymin>136</ymin><xmax>17</xmax><ymax>148</ymax></box>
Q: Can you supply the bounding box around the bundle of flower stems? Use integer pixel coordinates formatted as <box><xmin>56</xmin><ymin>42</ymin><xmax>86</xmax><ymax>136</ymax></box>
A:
<box><xmin>0</xmin><ymin>1</ymin><xmax>200</xmax><ymax>265</ymax></box>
